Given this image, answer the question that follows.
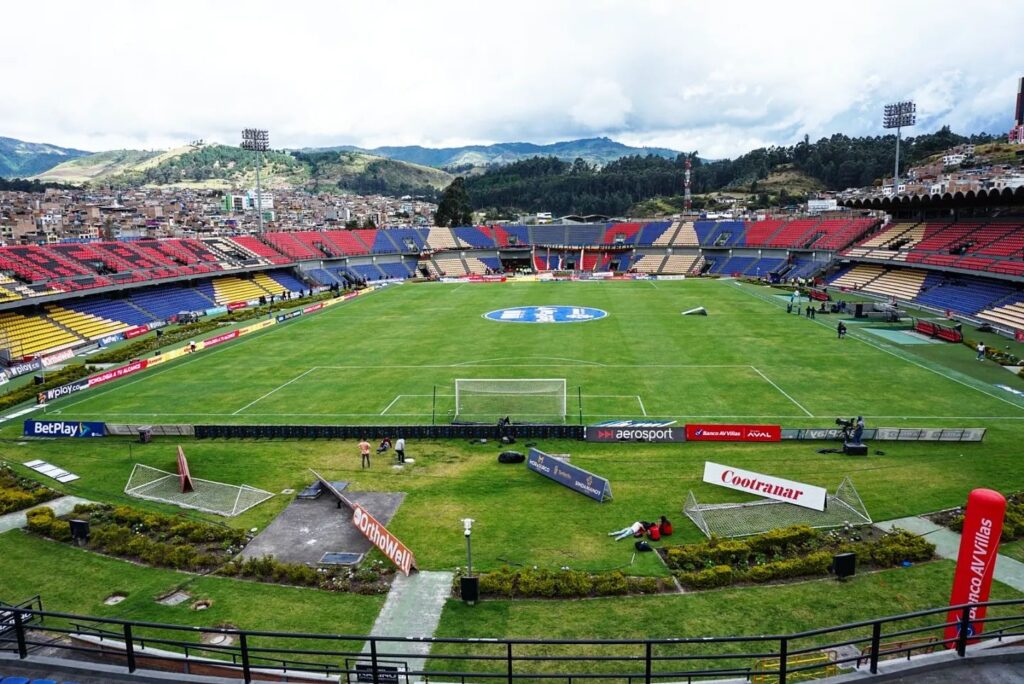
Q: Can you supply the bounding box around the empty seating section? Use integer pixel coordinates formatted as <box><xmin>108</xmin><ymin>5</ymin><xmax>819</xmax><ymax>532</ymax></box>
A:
<box><xmin>433</xmin><ymin>255</ymin><xmax>468</xmax><ymax>276</ymax></box>
<box><xmin>352</xmin><ymin>230</ymin><xmax>377</xmax><ymax>253</ymax></box>
<box><xmin>605</xmin><ymin>223</ymin><xmax>643</xmax><ymax>245</ymax></box>
<box><xmin>5</xmin><ymin>245</ymin><xmax>96</xmax><ymax>281</ymax></box>
<box><xmin>307</xmin><ymin>268</ymin><xmax>342</xmax><ymax>286</ymax></box>
<box><xmin>562</xmin><ymin>224</ymin><xmax>605</xmax><ymax>246</ymax></box>
<box><xmin>580</xmin><ymin>253</ymin><xmax>600</xmax><ymax>271</ymax></box>
<box><xmin>323</xmin><ymin>230</ymin><xmax>370</xmax><ymax>255</ymax></box>
<box><xmin>915</xmin><ymin>275</ymin><xmax>1016</xmax><ymax>315</ymax></box>
<box><xmin>670</xmin><ymin>221</ymin><xmax>700</xmax><ymax>247</ymax></box>
<box><xmin>45</xmin><ymin>305</ymin><xmax>127</xmax><ymax>340</ymax></box>
<box><xmin>712</xmin><ymin>256</ymin><xmax>756</xmax><ymax>276</ymax></box>
<box><xmin>371</xmin><ymin>231</ymin><xmax>401</xmax><ymax>254</ymax></box>
<box><xmin>478</xmin><ymin>256</ymin><xmax>501</xmax><ymax>271</ymax></box>
<box><xmin>786</xmin><ymin>258</ymin><xmax>824</xmax><ymax>280</ymax></box>
<box><xmin>265</xmin><ymin>270</ymin><xmax>306</xmax><ymax>292</ymax></box>
<box><xmin>979</xmin><ymin>302</ymin><xmax>1024</xmax><ymax>331</ymax></box>
<box><xmin>381</xmin><ymin>228</ymin><xmax>426</xmax><ymax>252</ymax></box>
<box><xmin>226</xmin><ymin>236</ymin><xmax>293</xmax><ymax>264</ymax></box>
<box><xmin>744</xmin><ymin>220</ymin><xmax>786</xmax><ymax>246</ymax></box>
<box><xmin>635</xmin><ymin>221</ymin><xmax>671</xmax><ymax>245</ymax></box>
<box><xmin>912</xmin><ymin>222</ymin><xmax>960</xmax><ymax>252</ymax></box>
<box><xmin>350</xmin><ymin>264</ymin><xmax>383</xmax><ymax>281</ymax></box>
<box><xmin>765</xmin><ymin>219</ymin><xmax>820</xmax><ymax>248</ymax></box>
<box><xmin>65</xmin><ymin>298</ymin><xmax>153</xmax><ymax>326</ymax></box>
<box><xmin>453</xmin><ymin>226</ymin><xmax>495</xmax><ymax>248</ymax></box>
<box><xmin>210</xmin><ymin>276</ymin><xmax>271</xmax><ymax>304</ymax></box>
<box><xmin>419</xmin><ymin>259</ymin><xmax>439</xmax><ymax>277</ymax></box>
<box><xmin>377</xmin><ymin>261</ymin><xmax>414</xmax><ymax>279</ymax></box>
<box><xmin>860</xmin><ymin>268</ymin><xmax>927</xmax><ymax>301</ymax></box>
<box><xmin>425</xmin><ymin>227</ymin><xmax>459</xmax><ymax>250</ymax></box>
<box><xmin>0</xmin><ymin>311</ymin><xmax>79</xmax><ymax>357</ymax></box>
<box><xmin>464</xmin><ymin>257</ymin><xmax>491</xmax><ymax>275</ymax></box>
<box><xmin>830</xmin><ymin>264</ymin><xmax>884</xmax><ymax>290</ymax></box>
<box><xmin>651</xmin><ymin>221</ymin><xmax>679</xmax><ymax>246</ymax></box>
<box><xmin>661</xmin><ymin>254</ymin><xmax>701</xmax><ymax>274</ymax></box>
<box><xmin>264</xmin><ymin>232</ymin><xmax>322</xmax><ymax>260</ymax></box>
<box><xmin>810</xmin><ymin>219</ymin><xmax>876</xmax><ymax>250</ymax></box>
<box><xmin>704</xmin><ymin>221</ymin><xmax>745</xmax><ymax>247</ymax></box>
<box><xmin>132</xmin><ymin>285</ymin><xmax>214</xmax><ymax>319</ymax></box>
<box><xmin>293</xmin><ymin>230</ymin><xmax>342</xmax><ymax>258</ymax></box>
<box><xmin>692</xmin><ymin>221</ymin><xmax>718</xmax><ymax>246</ymax></box>
<box><xmin>633</xmin><ymin>254</ymin><xmax>667</xmax><ymax>273</ymax></box>
<box><xmin>529</xmin><ymin>225</ymin><xmax>567</xmax><ymax>245</ymax></box>
<box><xmin>972</xmin><ymin>223</ymin><xmax>1024</xmax><ymax>256</ymax></box>
<box><xmin>749</xmin><ymin>257</ymin><xmax>786</xmax><ymax>275</ymax></box>
<box><xmin>502</xmin><ymin>225</ymin><xmax>531</xmax><ymax>246</ymax></box>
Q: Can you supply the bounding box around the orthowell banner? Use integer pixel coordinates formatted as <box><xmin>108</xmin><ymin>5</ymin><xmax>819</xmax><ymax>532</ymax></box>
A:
<box><xmin>686</xmin><ymin>424</ymin><xmax>781</xmax><ymax>442</ymax></box>
<box><xmin>527</xmin><ymin>447</ymin><xmax>612</xmax><ymax>501</ymax></box>
<box><xmin>24</xmin><ymin>419</ymin><xmax>106</xmax><ymax>438</ymax></box>
<box><xmin>352</xmin><ymin>504</ymin><xmax>416</xmax><ymax>575</ymax></box>
<box><xmin>703</xmin><ymin>461</ymin><xmax>827</xmax><ymax>511</ymax></box>
<box><xmin>585</xmin><ymin>426</ymin><xmax>685</xmax><ymax>442</ymax></box>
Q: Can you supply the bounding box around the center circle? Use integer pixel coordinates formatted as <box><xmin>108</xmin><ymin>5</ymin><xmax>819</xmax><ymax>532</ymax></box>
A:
<box><xmin>483</xmin><ymin>306</ymin><xmax>608</xmax><ymax>323</ymax></box>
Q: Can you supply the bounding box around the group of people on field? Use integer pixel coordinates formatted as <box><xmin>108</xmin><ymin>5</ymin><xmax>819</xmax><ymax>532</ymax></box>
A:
<box><xmin>609</xmin><ymin>516</ymin><xmax>673</xmax><ymax>541</ymax></box>
<box><xmin>357</xmin><ymin>436</ymin><xmax>406</xmax><ymax>468</ymax></box>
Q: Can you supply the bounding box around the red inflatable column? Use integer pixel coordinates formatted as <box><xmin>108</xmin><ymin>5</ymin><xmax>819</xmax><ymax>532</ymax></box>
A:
<box><xmin>944</xmin><ymin>488</ymin><xmax>1006</xmax><ymax>647</ymax></box>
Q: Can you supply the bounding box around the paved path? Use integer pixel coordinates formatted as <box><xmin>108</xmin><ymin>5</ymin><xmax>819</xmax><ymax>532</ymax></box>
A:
<box><xmin>0</xmin><ymin>495</ymin><xmax>93</xmax><ymax>534</ymax></box>
<box><xmin>361</xmin><ymin>570</ymin><xmax>454</xmax><ymax>678</ymax></box>
<box><xmin>877</xmin><ymin>516</ymin><xmax>1024</xmax><ymax>592</ymax></box>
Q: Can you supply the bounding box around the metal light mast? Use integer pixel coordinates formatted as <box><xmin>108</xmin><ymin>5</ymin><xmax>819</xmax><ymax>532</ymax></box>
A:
<box><xmin>241</xmin><ymin>128</ymin><xmax>269</xmax><ymax>234</ymax></box>
<box><xmin>684</xmin><ymin>157</ymin><xmax>692</xmax><ymax>211</ymax></box>
<box><xmin>882</xmin><ymin>102</ymin><xmax>916</xmax><ymax>197</ymax></box>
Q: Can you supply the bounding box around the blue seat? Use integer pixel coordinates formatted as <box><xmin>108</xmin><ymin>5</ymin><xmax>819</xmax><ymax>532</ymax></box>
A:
<box><xmin>0</xmin><ymin>676</ymin><xmax>31</xmax><ymax>684</ymax></box>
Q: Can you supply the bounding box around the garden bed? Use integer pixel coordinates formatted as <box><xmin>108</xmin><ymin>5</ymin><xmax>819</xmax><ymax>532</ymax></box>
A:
<box><xmin>460</xmin><ymin>566</ymin><xmax>672</xmax><ymax>600</ymax></box>
<box><xmin>661</xmin><ymin>525</ymin><xmax>935</xmax><ymax>590</ymax></box>
<box><xmin>23</xmin><ymin>502</ymin><xmax>392</xmax><ymax>594</ymax></box>
<box><xmin>927</xmin><ymin>490</ymin><xmax>1024</xmax><ymax>543</ymax></box>
<box><xmin>0</xmin><ymin>464</ymin><xmax>61</xmax><ymax>515</ymax></box>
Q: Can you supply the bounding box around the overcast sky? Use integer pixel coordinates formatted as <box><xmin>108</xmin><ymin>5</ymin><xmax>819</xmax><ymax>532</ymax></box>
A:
<box><xmin>3</xmin><ymin>0</ymin><xmax>1022</xmax><ymax>158</ymax></box>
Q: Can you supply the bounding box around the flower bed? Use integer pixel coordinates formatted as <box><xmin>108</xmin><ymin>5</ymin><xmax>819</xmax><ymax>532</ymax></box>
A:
<box><xmin>0</xmin><ymin>464</ymin><xmax>61</xmax><ymax>515</ymax></box>
<box><xmin>24</xmin><ymin>502</ymin><xmax>393</xmax><ymax>593</ymax></box>
<box><xmin>929</xmin><ymin>491</ymin><xmax>1024</xmax><ymax>542</ymax></box>
<box><xmin>662</xmin><ymin>525</ymin><xmax>934</xmax><ymax>590</ymax></box>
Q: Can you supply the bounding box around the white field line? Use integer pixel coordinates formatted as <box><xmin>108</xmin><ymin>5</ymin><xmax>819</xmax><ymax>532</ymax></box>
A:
<box><xmin>750</xmin><ymin>366</ymin><xmax>814</xmax><ymax>417</ymax></box>
<box><xmin>39</xmin><ymin>411</ymin><xmax>1024</xmax><ymax>420</ymax></box>
<box><xmin>315</xmin><ymin>364</ymin><xmax>751</xmax><ymax>369</ymax></box>
<box><xmin>452</xmin><ymin>356</ymin><xmax>607</xmax><ymax>367</ymax></box>
<box><xmin>379</xmin><ymin>396</ymin><xmax>402</xmax><ymax>415</ymax></box>
<box><xmin>233</xmin><ymin>368</ymin><xmax>319</xmax><ymax>415</ymax></box>
<box><xmin>636</xmin><ymin>395</ymin><xmax>648</xmax><ymax>416</ymax></box>
<box><xmin>729</xmin><ymin>281</ymin><xmax>1024</xmax><ymax>413</ymax></box>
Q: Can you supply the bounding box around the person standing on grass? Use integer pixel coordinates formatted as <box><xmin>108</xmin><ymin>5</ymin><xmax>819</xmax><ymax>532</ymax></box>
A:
<box><xmin>395</xmin><ymin>436</ymin><xmax>406</xmax><ymax>464</ymax></box>
<box><xmin>977</xmin><ymin>341</ymin><xmax>986</xmax><ymax>361</ymax></box>
<box><xmin>837</xmin><ymin>321</ymin><xmax>847</xmax><ymax>339</ymax></box>
<box><xmin>358</xmin><ymin>438</ymin><xmax>371</xmax><ymax>468</ymax></box>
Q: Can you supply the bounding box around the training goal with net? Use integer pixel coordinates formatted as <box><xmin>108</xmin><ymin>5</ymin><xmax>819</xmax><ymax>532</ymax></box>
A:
<box><xmin>124</xmin><ymin>463</ymin><xmax>273</xmax><ymax>517</ymax></box>
<box><xmin>684</xmin><ymin>477</ymin><xmax>871</xmax><ymax>539</ymax></box>
<box><xmin>454</xmin><ymin>378</ymin><xmax>567</xmax><ymax>424</ymax></box>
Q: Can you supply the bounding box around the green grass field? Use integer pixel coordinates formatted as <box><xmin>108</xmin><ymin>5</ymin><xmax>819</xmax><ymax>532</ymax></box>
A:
<box><xmin>3</xmin><ymin>278</ymin><xmax>1024</xmax><ymax>641</ymax></box>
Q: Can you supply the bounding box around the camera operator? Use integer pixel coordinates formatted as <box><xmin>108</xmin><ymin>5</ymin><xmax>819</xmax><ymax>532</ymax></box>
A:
<box><xmin>835</xmin><ymin>417</ymin><xmax>854</xmax><ymax>442</ymax></box>
<box><xmin>853</xmin><ymin>416</ymin><xmax>865</xmax><ymax>443</ymax></box>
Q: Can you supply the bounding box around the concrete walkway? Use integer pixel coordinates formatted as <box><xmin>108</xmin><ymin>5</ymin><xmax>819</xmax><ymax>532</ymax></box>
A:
<box><xmin>361</xmin><ymin>570</ymin><xmax>454</xmax><ymax>678</ymax></box>
<box><xmin>0</xmin><ymin>495</ymin><xmax>93</xmax><ymax>534</ymax></box>
<box><xmin>877</xmin><ymin>516</ymin><xmax>1024</xmax><ymax>592</ymax></box>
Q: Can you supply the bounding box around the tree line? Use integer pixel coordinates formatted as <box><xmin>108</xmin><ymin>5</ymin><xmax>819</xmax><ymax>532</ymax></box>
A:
<box><xmin>459</xmin><ymin>126</ymin><xmax>999</xmax><ymax>216</ymax></box>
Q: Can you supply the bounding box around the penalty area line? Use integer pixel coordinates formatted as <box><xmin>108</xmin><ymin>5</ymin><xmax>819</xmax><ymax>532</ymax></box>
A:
<box><xmin>750</xmin><ymin>366</ymin><xmax>813</xmax><ymax>417</ymax></box>
<box><xmin>232</xmin><ymin>368</ymin><xmax>318</xmax><ymax>415</ymax></box>
<box><xmin>636</xmin><ymin>395</ymin><xmax>648</xmax><ymax>416</ymax></box>
<box><xmin>380</xmin><ymin>396</ymin><xmax>402</xmax><ymax>415</ymax></box>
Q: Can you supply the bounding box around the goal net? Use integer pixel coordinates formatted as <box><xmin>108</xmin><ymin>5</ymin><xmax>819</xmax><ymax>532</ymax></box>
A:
<box><xmin>684</xmin><ymin>478</ymin><xmax>871</xmax><ymax>539</ymax></box>
<box><xmin>454</xmin><ymin>378</ymin><xmax>567</xmax><ymax>423</ymax></box>
<box><xmin>124</xmin><ymin>464</ymin><xmax>273</xmax><ymax>517</ymax></box>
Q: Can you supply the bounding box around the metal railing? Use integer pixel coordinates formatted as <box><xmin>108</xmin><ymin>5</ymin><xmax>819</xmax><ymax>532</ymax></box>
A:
<box><xmin>2</xmin><ymin>600</ymin><xmax>1024</xmax><ymax>683</ymax></box>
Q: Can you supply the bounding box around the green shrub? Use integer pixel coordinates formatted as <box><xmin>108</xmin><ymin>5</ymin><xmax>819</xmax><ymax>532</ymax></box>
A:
<box><xmin>864</xmin><ymin>530</ymin><xmax>934</xmax><ymax>566</ymax></box>
<box><xmin>592</xmin><ymin>571</ymin><xmax>630</xmax><ymax>596</ymax></box>
<box><xmin>678</xmin><ymin>564</ymin><xmax>734</xmax><ymax>589</ymax></box>
<box><xmin>479</xmin><ymin>567</ymin><xmax>516</xmax><ymax>597</ymax></box>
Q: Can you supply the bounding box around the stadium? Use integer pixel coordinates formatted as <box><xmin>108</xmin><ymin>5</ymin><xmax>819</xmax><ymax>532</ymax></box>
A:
<box><xmin>2</xmin><ymin>183</ymin><xmax>1024</xmax><ymax>684</ymax></box>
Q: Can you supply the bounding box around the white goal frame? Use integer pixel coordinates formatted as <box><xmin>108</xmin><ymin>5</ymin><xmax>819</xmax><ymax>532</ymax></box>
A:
<box><xmin>454</xmin><ymin>378</ymin><xmax>567</xmax><ymax>423</ymax></box>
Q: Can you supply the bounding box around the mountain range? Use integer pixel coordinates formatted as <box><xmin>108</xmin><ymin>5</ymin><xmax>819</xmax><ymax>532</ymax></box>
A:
<box><xmin>0</xmin><ymin>137</ymin><xmax>91</xmax><ymax>178</ymax></box>
<box><xmin>303</xmin><ymin>137</ymin><xmax>681</xmax><ymax>169</ymax></box>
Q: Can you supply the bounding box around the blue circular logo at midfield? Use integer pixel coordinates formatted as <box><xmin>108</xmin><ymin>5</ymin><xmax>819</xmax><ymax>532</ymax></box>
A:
<box><xmin>483</xmin><ymin>306</ymin><xmax>608</xmax><ymax>323</ymax></box>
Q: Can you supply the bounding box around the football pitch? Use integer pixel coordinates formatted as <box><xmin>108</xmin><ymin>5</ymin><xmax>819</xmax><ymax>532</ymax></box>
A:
<box><xmin>30</xmin><ymin>278</ymin><xmax>1024</xmax><ymax>425</ymax></box>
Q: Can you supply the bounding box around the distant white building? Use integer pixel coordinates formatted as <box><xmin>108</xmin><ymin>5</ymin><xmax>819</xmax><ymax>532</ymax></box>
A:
<box><xmin>942</xmin><ymin>153</ymin><xmax>966</xmax><ymax>167</ymax></box>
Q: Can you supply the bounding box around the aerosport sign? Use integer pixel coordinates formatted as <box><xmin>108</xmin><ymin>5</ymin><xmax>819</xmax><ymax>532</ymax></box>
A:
<box><xmin>585</xmin><ymin>426</ymin><xmax>685</xmax><ymax>442</ymax></box>
<box><xmin>703</xmin><ymin>461</ymin><xmax>827</xmax><ymax>511</ymax></box>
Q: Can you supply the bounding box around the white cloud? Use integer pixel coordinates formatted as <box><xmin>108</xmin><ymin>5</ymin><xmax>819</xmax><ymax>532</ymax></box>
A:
<box><xmin>1</xmin><ymin>0</ymin><xmax>1022</xmax><ymax>157</ymax></box>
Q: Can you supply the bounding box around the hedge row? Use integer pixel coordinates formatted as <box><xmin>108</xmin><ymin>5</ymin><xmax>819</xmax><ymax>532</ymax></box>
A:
<box><xmin>663</xmin><ymin>525</ymin><xmax>822</xmax><ymax>571</ymax></box>
<box><xmin>88</xmin><ymin>320</ymin><xmax>221</xmax><ymax>363</ymax></box>
<box><xmin>218</xmin><ymin>556</ymin><xmax>392</xmax><ymax>594</ymax></box>
<box><xmin>948</xmin><ymin>491</ymin><xmax>1024</xmax><ymax>541</ymax></box>
<box><xmin>469</xmin><ymin>566</ymin><xmax>663</xmax><ymax>599</ymax></box>
<box><xmin>674</xmin><ymin>529</ymin><xmax>934</xmax><ymax>589</ymax></box>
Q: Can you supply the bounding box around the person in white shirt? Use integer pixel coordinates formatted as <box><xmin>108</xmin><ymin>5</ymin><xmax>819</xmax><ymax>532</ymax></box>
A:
<box><xmin>395</xmin><ymin>436</ymin><xmax>406</xmax><ymax>463</ymax></box>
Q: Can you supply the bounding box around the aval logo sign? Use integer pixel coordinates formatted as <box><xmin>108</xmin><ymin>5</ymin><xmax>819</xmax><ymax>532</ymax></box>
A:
<box><xmin>483</xmin><ymin>306</ymin><xmax>607</xmax><ymax>323</ymax></box>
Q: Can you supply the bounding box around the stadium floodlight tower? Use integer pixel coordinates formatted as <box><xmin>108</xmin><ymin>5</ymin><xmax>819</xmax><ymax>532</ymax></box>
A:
<box><xmin>882</xmin><ymin>101</ymin><xmax>916</xmax><ymax>197</ymax></box>
<box><xmin>240</xmin><ymin>128</ymin><xmax>270</xmax><ymax>234</ymax></box>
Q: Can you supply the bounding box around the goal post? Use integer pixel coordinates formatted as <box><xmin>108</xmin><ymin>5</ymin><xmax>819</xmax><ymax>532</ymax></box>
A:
<box><xmin>454</xmin><ymin>378</ymin><xmax>567</xmax><ymax>424</ymax></box>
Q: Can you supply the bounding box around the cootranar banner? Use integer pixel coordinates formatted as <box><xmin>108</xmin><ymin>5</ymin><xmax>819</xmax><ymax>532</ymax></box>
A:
<box><xmin>703</xmin><ymin>461</ymin><xmax>827</xmax><ymax>511</ymax></box>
